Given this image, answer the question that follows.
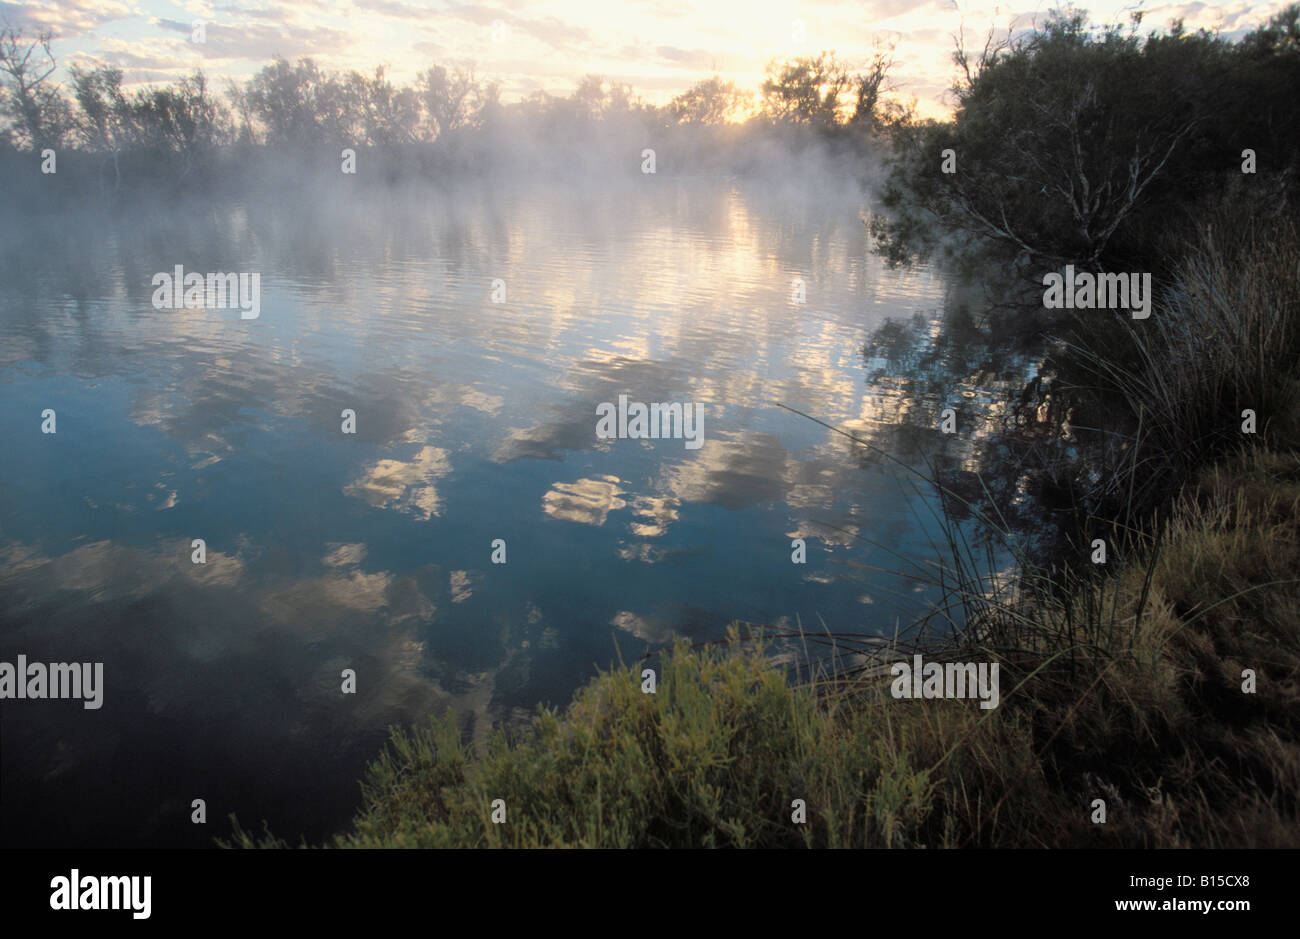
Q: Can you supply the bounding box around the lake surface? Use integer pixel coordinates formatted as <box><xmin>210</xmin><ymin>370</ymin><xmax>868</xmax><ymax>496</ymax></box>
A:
<box><xmin>0</xmin><ymin>175</ymin><xmax>1024</xmax><ymax>846</ymax></box>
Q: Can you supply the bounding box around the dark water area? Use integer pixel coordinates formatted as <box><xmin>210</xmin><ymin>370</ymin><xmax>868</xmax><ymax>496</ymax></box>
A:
<box><xmin>0</xmin><ymin>175</ymin><xmax>1048</xmax><ymax>846</ymax></box>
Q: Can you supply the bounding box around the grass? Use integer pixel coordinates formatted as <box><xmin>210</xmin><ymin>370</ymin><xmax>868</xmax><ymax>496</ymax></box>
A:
<box><xmin>227</xmin><ymin>215</ymin><xmax>1300</xmax><ymax>849</ymax></box>
<box><xmin>1055</xmin><ymin>210</ymin><xmax>1300</xmax><ymax>536</ymax></box>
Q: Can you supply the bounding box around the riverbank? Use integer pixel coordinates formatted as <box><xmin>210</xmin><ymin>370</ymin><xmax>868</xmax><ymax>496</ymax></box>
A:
<box><xmin>294</xmin><ymin>457</ymin><xmax>1300</xmax><ymax>847</ymax></box>
<box><xmin>229</xmin><ymin>450</ymin><xmax>1298</xmax><ymax>847</ymax></box>
<box><xmin>229</xmin><ymin>217</ymin><xmax>1300</xmax><ymax>848</ymax></box>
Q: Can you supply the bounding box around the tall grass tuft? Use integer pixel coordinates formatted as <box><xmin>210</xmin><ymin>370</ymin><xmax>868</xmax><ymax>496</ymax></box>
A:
<box><xmin>1061</xmin><ymin>215</ymin><xmax>1300</xmax><ymax>530</ymax></box>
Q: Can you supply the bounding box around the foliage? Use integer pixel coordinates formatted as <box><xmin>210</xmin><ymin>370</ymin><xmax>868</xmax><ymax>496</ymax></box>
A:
<box><xmin>876</xmin><ymin>5</ymin><xmax>1300</xmax><ymax>266</ymax></box>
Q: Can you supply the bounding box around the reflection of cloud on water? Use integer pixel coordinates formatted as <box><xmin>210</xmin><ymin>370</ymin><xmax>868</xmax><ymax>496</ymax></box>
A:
<box><xmin>663</xmin><ymin>430</ymin><xmax>793</xmax><ymax>510</ymax></box>
<box><xmin>323</xmin><ymin>542</ymin><xmax>367</xmax><ymax>568</ymax></box>
<box><xmin>460</xmin><ymin>389</ymin><xmax>504</xmax><ymax>415</ymax></box>
<box><xmin>628</xmin><ymin>494</ymin><xmax>679</xmax><ymax>537</ymax></box>
<box><xmin>0</xmin><ymin>538</ymin><xmax>247</xmax><ymax>599</ymax></box>
<box><xmin>617</xmin><ymin>542</ymin><xmax>666</xmax><ymax>563</ymax></box>
<box><xmin>493</xmin><ymin>421</ymin><xmax>589</xmax><ymax>462</ymax></box>
<box><xmin>491</xmin><ymin>352</ymin><xmax>698</xmax><ymax>463</ymax></box>
<box><xmin>617</xmin><ymin>493</ymin><xmax>683</xmax><ymax>564</ymax></box>
<box><xmin>343</xmin><ymin>445</ymin><xmax>451</xmax><ymax>519</ymax></box>
<box><xmin>0</xmin><ymin>530</ymin><xmax>548</xmax><ymax>801</ymax></box>
<box><xmin>542</xmin><ymin>475</ymin><xmax>626</xmax><ymax>526</ymax></box>
<box><xmin>261</xmin><ymin>568</ymin><xmax>395</xmax><ymax>625</ymax></box>
<box><xmin>450</xmin><ymin>569</ymin><xmax>484</xmax><ymax>603</ymax></box>
<box><xmin>786</xmin><ymin>520</ymin><xmax>861</xmax><ymax>549</ymax></box>
<box><xmin>610</xmin><ymin>609</ymin><xmax>674</xmax><ymax>644</ymax></box>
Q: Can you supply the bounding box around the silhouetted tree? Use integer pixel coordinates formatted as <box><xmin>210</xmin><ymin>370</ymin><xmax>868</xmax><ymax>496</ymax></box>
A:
<box><xmin>130</xmin><ymin>71</ymin><xmax>228</xmax><ymax>169</ymax></box>
<box><xmin>850</xmin><ymin>45</ymin><xmax>895</xmax><ymax>129</ymax></box>
<box><xmin>347</xmin><ymin>66</ymin><xmax>419</xmax><ymax>147</ymax></box>
<box><xmin>669</xmin><ymin>75</ymin><xmax>749</xmax><ymax>125</ymax></box>
<box><xmin>246</xmin><ymin>57</ymin><xmax>353</xmax><ymax>147</ymax></box>
<box><xmin>418</xmin><ymin>64</ymin><xmax>477</xmax><ymax>140</ymax></box>
<box><xmin>761</xmin><ymin>51</ymin><xmax>853</xmax><ymax>127</ymax></box>
<box><xmin>0</xmin><ymin>23</ymin><xmax>70</xmax><ymax>149</ymax></box>
<box><xmin>70</xmin><ymin>64</ymin><xmax>129</xmax><ymax>187</ymax></box>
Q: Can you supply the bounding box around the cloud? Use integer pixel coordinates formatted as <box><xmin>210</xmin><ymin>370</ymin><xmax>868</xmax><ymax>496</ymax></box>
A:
<box><xmin>78</xmin><ymin>16</ymin><xmax>356</xmax><ymax>75</ymax></box>
<box><xmin>354</xmin><ymin>0</ymin><xmax>438</xmax><ymax>20</ymax></box>
<box><xmin>0</xmin><ymin>0</ymin><xmax>139</xmax><ymax>39</ymax></box>
<box><xmin>181</xmin><ymin>20</ymin><xmax>356</xmax><ymax>63</ymax></box>
<box><xmin>442</xmin><ymin>1</ymin><xmax>506</xmax><ymax>27</ymax></box>
<box><xmin>515</xmin><ymin>14</ymin><xmax>593</xmax><ymax>52</ymax></box>
<box><xmin>655</xmin><ymin>46</ymin><xmax>715</xmax><ymax>70</ymax></box>
<box><xmin>154</xmin><ymin>18</ymin><xmax>191</xmax><ymax>34</ymax></box>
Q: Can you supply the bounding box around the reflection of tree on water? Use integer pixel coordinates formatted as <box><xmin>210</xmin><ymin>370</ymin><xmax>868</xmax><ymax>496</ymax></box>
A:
<box><xmin>854</xmin><ymin>273</ymin><xmax>1103</xmax><ymax>569</ymax></box>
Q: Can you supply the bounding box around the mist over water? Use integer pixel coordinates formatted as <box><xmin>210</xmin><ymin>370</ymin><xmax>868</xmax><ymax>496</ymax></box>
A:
<box><xmin>0</xmin><ymin>166</ymin><xmax>1031</xmax><ymax>846</ymax></box>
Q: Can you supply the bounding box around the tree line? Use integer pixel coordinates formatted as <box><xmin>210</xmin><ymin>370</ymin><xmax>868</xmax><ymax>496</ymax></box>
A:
<box><xmin>0</xmin><ymin>23</ymin><xmax>897</xmax><ymax>185</ymax></box>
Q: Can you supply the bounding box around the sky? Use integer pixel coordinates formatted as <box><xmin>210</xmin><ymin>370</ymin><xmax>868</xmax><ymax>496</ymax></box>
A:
<box><xmin>1</xmin><ymin>0</ymin><xmax>1292</xmax><ymax>117</ymax></box>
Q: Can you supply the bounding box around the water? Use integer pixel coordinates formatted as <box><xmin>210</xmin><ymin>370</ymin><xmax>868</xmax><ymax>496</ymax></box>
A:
<box><xmin>0</xmin><ymin>175</ymin><xmax>1009</xmax><ymax>846</ymax></box>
